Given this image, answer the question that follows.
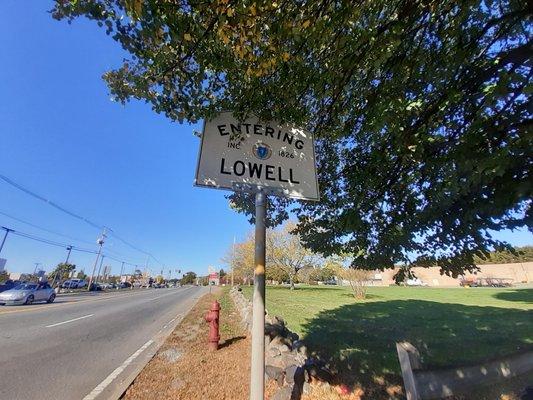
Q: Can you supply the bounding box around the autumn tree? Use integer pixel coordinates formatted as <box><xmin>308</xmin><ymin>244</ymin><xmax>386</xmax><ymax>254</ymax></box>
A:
<box><xmin>53</xmin><ymin>1</ymin><xmax>532</xmax><ymax>280</ymax></box>
<box><xmin>223</xmin><ymin>224</ymin><xmax>320</xmax><ymax>287</ymax></box>
<box><xmin>222</xmin><ymin>234</ymin><xmax>255</xmax><ymax>285</ymax></box>
<box><xmin>267</xmin><ymin>222</ymin><xmax>321</xmax><ymax>290</ymax></box>
<box><xmin>181</xmin><ymin>271</ymin><xmax>197</xmax><ymax>285</ymax></box>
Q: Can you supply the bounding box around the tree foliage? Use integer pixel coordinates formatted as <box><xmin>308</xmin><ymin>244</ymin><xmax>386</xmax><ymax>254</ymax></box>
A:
<box><xmin>48</xmin><ymin>262</ymin><xmax>76</xmax><ymax>282</ymax></box>
<box><xmin>267</xmin><ymin>222</ymin><xmax>322</xmax><ymax>289</ymax></box>
<box><xmin>53</xmin><ymin>0</ymin><xmax>532</xmax><ymax>278</ymax></box>
<box><xmin>181</xmin><ymin>271</ymin><xmax>197</xmax><ymax>285</ymax></box>
<box><xmin>223</xmin><ymin>223</ymin><xmax>322</xmax><ymax>288</ymax></box>
<box><xmin>474</xmin><ymin>245</ymin><xmax>533</xmax><ymax>264</ymax></box>
<box><xmin>0</xmin><ymin>270</ymin><xmax>9</xmax><ymax>283</ymax></box>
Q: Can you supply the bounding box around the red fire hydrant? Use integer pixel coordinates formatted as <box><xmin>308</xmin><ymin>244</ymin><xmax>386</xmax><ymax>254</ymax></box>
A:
<box><xmin>205</xmin><ymin>300</ymin><xmax>220</xmax><ymax>350</ymax></box>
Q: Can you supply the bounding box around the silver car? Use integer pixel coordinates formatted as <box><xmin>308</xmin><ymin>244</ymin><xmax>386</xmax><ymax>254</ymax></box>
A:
<box><xmin>0</xmin><ymin>282</ymin><xmax>56</xmax><ymax>305</ymax></box>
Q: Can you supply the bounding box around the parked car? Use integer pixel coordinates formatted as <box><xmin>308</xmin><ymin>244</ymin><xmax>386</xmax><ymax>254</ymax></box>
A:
<box><xmin>405</xmin><ymin>278</ymin><xmax>428</xmax><ymax>286</ymax></box>
<box><xmin>118</xmin><ymin>282</ymin><xmax>131</xmax><ymax>289</ymax></box>
<box><xmin>100</xmin><ymin>282</ymin><xmax>116</xmax><ymax>290</ymax></box>
<box><xmin>62</xmin><ymin>279</ymin><xmax>87</xmax><ymax>289</ymax></box>
<box><xmin>88</xmin><ymin>282</ymin><xmax>102</xmax><ymax>291</ymax></box>
<box><xmin>0</xmin><ymin>282</ymin><xmax>55</xmax><ymax>305</ymax></box>
<box><xmin>74</xmin><ymin>279</ymin><xmax>87</xmax><ymax>288</ymax></box>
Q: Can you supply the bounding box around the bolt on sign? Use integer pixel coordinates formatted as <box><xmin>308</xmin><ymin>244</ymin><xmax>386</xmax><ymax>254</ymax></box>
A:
<box><xmin>194</xmin><ymin>112</ymin><xmax>319</xmax><ymax>201</ymax></box>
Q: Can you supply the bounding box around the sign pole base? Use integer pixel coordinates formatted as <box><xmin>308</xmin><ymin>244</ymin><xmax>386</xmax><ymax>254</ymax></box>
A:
<box><xmin>250</xmin><ymin>191</ymin><xmax>267</xmax><ymax>400</ymax></box>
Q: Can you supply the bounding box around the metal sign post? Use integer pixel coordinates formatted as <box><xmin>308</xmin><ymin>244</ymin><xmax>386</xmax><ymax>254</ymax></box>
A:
<box><xmin>250</xmin><ymin>191</ymin><xmax>267</xmax><ymax>399</ymax></box>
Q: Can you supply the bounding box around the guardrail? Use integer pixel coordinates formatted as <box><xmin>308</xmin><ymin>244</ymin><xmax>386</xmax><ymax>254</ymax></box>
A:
<box><xmin>397</xmin><ymin>341</ymin><xmax>533</xmax><ymax>399</ymax></box>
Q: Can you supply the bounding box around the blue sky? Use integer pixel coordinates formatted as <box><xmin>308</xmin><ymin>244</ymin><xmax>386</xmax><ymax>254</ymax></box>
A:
<box><xmin>1</xmin><ymin>2</ymin><xmax>531</xmax><ymax>277</ymax></box>
<box><xmin>0</xmin><ymin>1</ymin><xmax>254</xmax><ymax>277</ymax></box>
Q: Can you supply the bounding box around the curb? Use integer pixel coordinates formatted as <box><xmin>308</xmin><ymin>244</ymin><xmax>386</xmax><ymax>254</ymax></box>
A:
<box><xmin>100</xmin><ymin>287</ymin><xmax>209</xmax><ymax>400</ymax></box>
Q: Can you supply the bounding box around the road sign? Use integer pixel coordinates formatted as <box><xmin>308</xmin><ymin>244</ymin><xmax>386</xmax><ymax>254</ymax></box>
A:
<box><xmin>195</xmin><ymin>112</ymin><xmax>319</xmax><ymax>201</ymax></box>
<box><xmin>194</xmin><ymin>112</ymin><xmax>319</xmax><ymax>400</ymax></box>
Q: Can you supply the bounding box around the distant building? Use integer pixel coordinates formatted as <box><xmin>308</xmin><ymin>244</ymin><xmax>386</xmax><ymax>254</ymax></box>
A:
<box><xmin>208</xmin><ymin>272</ymin><xmax>220</xmax><ymax>286</ymax></box>
<box><xmin>373</xmin><ymin>262</ymin><xmax>533</xmax><ymax>287</ymax></box>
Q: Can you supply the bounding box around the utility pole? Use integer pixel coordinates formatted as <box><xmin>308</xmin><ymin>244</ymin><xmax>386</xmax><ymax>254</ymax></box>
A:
<box><xmin>250</xmin><ymin>191</ymin><xmax>267</xmax><ymax>400</ymax></box>
<box><xmin>0</xmin><ymin>227</ymin><xmax>13</xmax><ymax>255</ymax></box>
<box><xmin>33</xmin><ymin>262</ymin><xmax>41</xmax><ymax>276</ymax></box>
<box><xmin>52</xmin><ymin>245</ymin><xmax>73</xmax><ymax>288</ymax></box>
<box><xmin>88</xmin><ymin>231</ymin><xmax>106</xmax><ymax>291</ymax></box>
<box><xmin>96</xmin><ymin>255</ymin><xmax>105</xmax><ymax>283</ymax></box>
<box><xmin>232</xmin><ymin>235</ymin><xmax>236</xmax><ymax>287</ymax></box>
<box><xmin>65</xmin><ymin>245</ymin><xmax>73</xmax><ymax>264</ymax></box>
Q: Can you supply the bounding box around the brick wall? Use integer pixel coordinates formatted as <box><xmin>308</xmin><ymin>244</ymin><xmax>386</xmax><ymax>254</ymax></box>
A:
<box><xmin>375</xmin><ymin>262</ymin><xmax>533</xmax><ymax>287</ymax></box>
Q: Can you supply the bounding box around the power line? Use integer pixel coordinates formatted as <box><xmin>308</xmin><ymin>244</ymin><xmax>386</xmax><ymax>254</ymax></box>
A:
<box><xmin>2</xmin><ymin>225</ymin><xmax>144</xmax><ymax>267</ymax></box>
<box><xmin>8</xmin><ymin>229</ymin><xmax>96</xmax><ymax>254</ymax></box>
<box><xmin>0</xmin><ymin>174</ymin><xmax>103</xmax><ymax>230</ymax></box>
<box><xmin>0</xmin><ymin>210</ymin><xmax>136</xmax><ymax>262</ymax></box>
<box><xmin>0</xmin><ymin>210</ymin><xmax>96</xmax><ymax>247</ymax></box>
<box><xmin>0</xmin><ymin>173</ymin><xmax>165</xmax><ymax>265</ymax></box>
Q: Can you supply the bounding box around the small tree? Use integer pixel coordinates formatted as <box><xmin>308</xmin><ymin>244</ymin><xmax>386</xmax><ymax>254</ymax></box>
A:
<box><xmin>339</xmin><ymin>268</ymin><xmax>372</xmax><ymax>300</ymax></box>
<box><xmin>267</xmin><ymin>222</ymin><xmax>321</xmax><ymax>290</ymax></box>
<box><xmin>181</xmin><ymin>271</ymin><xmax>197</xmax><ymax>285</ymax></box>
<box><xmin>0</xmin><ymin>270</ymin><xmax>9</xmax><ymax>283</ymax></box>
<box><xmin>76</xmin><ymin>269</ymin><xmax>87</xmax><ymax>280</ymax></box>
<box><xmin>221</xmin><ymin>234</ymin><xmax>255</xmax><ymax>285</ymax></box>
<box><xmin>48</xmin><ymin>263</ymin><xmax>76</xmax><ymax>285</ymax></box>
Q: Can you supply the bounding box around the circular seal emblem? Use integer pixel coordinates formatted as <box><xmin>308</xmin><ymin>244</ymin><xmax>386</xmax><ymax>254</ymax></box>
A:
<box><xmin>253</xmin><ymin>142</ymin><xmax>272</xmax><ymax>160</ymax></box>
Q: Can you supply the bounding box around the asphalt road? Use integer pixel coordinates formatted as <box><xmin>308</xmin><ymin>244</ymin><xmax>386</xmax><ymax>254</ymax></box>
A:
<box><xmin>0</xmin><ymin>286</ymin><xmax>207</xmax><ymax>400</ymax></box>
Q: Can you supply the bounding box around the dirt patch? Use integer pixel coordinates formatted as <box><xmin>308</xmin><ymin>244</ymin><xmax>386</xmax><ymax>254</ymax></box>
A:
<box><xmin>122</xmin><ymin>289</ymin><xmax>277</xmax><ymax>400</ymax></box>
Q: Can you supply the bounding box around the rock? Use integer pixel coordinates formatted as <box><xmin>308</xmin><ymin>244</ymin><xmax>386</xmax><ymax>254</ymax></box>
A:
<box><xmin>272</xmin><ymin>386</ymin><xmax>292</xmax><ymax>400</ymax></box>
<box><xmin>287</xmin><ymin>332</ymin><xmax>299</xmax><ymax>342</ymax></box>
<box><xmin>265</xmin><ymin>365</ymin><xmax>285</xmax><ymax>386</ymax></box>
<box><xmin>284</xmin><ymin>364</ymin><xmax>298</xmax><ymax>384</ymax></box>
<box><xmin>281</xmin><ymin>352</ymin><xmax>300</xmax><ymax>369</ymax></box>
<box><xmin>292</xmin><ymin>340</ymin><xmax>306</xmax><ymax>353</ymax></box>
<box><xmin>160</xmin><ymin>348</ymin><xmax>182</xmax><ymax>363</ymax></box>
<box><xmin>305</xmin><ymin>362</ymin><xmax>334</xmax><ymax>383</ymax></box>
<box><xmin>278</xmin><ymin>344</ymin><xmax>291</xmax><ymax>353</ymax></box>
<box><xmin>267</xmin><ymin>346</ymin><xmax>281</xmax><ymax>359</ymax></box>
<box><xmin>269</xmin><ymin>335</ymin><xmax>292</xmax><ymax>351</ymax></box>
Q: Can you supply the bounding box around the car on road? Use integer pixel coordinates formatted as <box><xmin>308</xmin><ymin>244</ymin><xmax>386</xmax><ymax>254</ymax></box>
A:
<box><xmin>0</xmin><ymin>282</ymin><xmax>56</xmax><ymax>305</ymax></box>
<box><xmin>62</xmin><ymin>279</ymin><xmax>88</xmax><ymax>289</ymax></box>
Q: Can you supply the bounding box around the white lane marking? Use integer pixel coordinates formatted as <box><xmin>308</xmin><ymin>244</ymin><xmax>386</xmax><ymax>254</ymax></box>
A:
<box><xmin>45</xmin><ymin>314</ymin><xmax>94</xmax><ymax>328</ymax></box>
<box><xmin>83</xmin><ymin>339</ymin><xmax>154</xmax><ymax>400</ymax></box>
<box><xmin>149</xmin><ymin>291</ymin><xmax>178</xmax><ymax>301</ymax></box>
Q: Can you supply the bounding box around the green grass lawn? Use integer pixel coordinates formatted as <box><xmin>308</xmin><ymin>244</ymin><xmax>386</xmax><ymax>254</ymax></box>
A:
<box><xmin>240</xmin><ymin>285</ymin><xmax>533</xmax><ymax>392</ymax></box>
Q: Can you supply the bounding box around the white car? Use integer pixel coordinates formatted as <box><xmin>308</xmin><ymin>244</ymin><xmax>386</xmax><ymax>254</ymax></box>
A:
<box><xmin>62</xmin><ymin>279</ymin><xmax>87</xmax><ymax>289</ymax></box>
<box><xmin>406</xmin><ymin>278</ymin><xmax>428</xmax><ymax>286</ymax></box>
<box><xmin>0</xmin><ymin>282</ymin><xmax>56</xmax><ymax>305</ymax></box>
